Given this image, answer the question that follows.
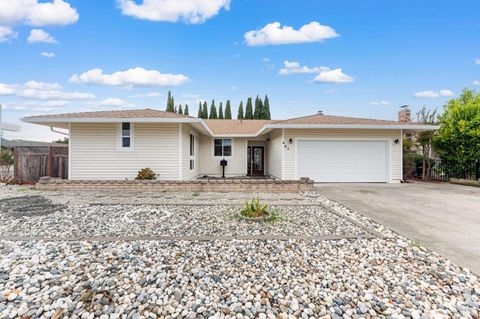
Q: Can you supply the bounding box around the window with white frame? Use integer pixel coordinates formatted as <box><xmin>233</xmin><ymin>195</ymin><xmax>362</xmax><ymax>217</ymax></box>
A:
<box><xmin>189</xmin><ymin>133</ymin><xmax>195</xmax><ymax>170</ymax></box>
<box><xmin>214</xmin><ymin>138</ymin><xmax>232</xmax><ymax>157</ymax></box>
<box><xmin>121</xmin><ymin>122</ymin><xmax>131</xmax><ymax>148</ymax></box>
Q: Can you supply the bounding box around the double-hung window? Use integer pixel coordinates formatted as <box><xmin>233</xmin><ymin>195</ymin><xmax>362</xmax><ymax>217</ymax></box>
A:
<box><xmin>121</xmin><ymin>122</ymin><xmax>132</xmax><ymax>148</ymax></box>
<box><xmin>214</xmin><ymin>138</ymin><xmax>232</xmax><ymax>157</ymax></box>
<box><xmin>189</xmin><ymin>133</ymin><xmax>195</xmax><ymax>170</ymax></box>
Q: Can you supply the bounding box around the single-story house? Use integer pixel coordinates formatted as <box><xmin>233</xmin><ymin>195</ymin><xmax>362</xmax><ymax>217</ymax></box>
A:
<box><xmin>22</xmin><ymin>109</ymin><xmax>437</xmax><ymax>183</ymax></box>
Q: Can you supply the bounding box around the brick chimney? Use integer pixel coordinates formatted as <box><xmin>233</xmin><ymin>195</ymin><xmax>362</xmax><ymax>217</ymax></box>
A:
<box><xmin>398</xmin><ymin>105</ymin><xmax>411</xmax><ymax>123</ymax></box>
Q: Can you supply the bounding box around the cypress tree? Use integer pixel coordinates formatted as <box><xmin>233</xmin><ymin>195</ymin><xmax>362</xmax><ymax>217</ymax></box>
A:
<box><xmin>209</xmin><ymin>100</ymin><xmax>218</xmax><ymax>119</ymax></box>
<box><xmin>245</xmin><ymin>98</ymin><xmax>253</xmax><ymax>119</ymax></box>
<box><xmin>263</xmin><ymin>95</ymin><xmax>271</xmax><ymax>119</ymax></box>
<box><xmin>174</xmin><ymin>105</ymin><xmax>177</xmax><ymax>113</ymax></box>
<box><xmin>253</xmin><ymin>95</ymin><xmax>261</xmax><ymax>119</ymax></box>
<box><xmin>166</xmin><ymin>90</ymin><xmax>175</xmax><ymax>112</ymax></box>
<box><xmin>225</xmin><ymin>100</ymin><xmax>232</xmax><ymax>119</ymax></box>
<box><xmin>202</xmin><ymin>101</ymin><xmax>208</xmax><ymax>119</ymax></box>
<box><xmin>218</xmin><ymin>102</ymin><xmax>224</xmax><ymax>119</ymax></box>
<box><xmin>237</xmin><ymin>101</ymin><xmax>244</xmax><ymax>119</ymax></box>
<box><xmin>178</xmin><ymin>104</ymin><xmax>183</xmax><ymax>115</ymax></box>
<box><xmin>197</xmin><ymin>102</ymin><xmax>202</xmax><ymax>118</ymax></box>
<box><xmin>184</xmin><ymin>104</ymin><xmax>189</xmax><ymax>116</ymax></box>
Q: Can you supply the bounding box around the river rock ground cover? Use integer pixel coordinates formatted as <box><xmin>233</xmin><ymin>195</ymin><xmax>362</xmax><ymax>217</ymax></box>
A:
<box><xmin>0</xmin><ymin>185</ymin><xmax>479</xmax><ymax>319</ymax></box>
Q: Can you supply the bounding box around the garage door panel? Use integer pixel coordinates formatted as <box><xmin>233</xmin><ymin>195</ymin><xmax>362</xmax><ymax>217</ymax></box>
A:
<box><xmin>297</xmin><ymin>140</ymin><xmax>388</xmax><ymax>182</ymax></box>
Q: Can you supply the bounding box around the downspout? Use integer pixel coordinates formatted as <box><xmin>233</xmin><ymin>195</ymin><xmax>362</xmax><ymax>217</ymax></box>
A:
<box><xmin>50</xmin><ymin>126</ymin><xmax>69</xmax><ymax>136</ymax></box>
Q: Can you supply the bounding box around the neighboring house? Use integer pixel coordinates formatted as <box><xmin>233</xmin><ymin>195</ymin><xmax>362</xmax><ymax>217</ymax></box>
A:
<box><xmin>1</xmin><ymin>138</ymin><xmax>61</xmax><ymax>150</ymax></box>
<box><xmin>22</xmin><ymin>109</ymin><xmax>437</xmax><ymax>183</ymax></box>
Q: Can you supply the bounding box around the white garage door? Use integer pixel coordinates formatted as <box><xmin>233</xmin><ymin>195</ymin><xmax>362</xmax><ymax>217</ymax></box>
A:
<box><xmin>297</xmin><ymin>140</ymin><xmax>388</xmax><ymax>182</ymax></box>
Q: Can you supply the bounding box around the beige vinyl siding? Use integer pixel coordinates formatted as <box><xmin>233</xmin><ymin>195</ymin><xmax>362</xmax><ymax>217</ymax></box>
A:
<box><xmin>199</xmin><ymin>136</ymin><xmax>247</xmax><ymax>176</ymax></box>
<box><xmin>182</xmin><ymin>124</ymin><xmax>200</xmax><ymax>180</ymax></box>
<box><xmin>266</xmin><ymin>129</ymin><xmax>283</xmax><ymax>179</ymax></box>
<box><xmin>282</xmin><ymin>129</ymin><xmax>402</xmax><ymax>182</ymax></box>
<box><xmin>70</xmin><ymin>123</ymin><xmax>179</xmax><ymax>180</ymax></box>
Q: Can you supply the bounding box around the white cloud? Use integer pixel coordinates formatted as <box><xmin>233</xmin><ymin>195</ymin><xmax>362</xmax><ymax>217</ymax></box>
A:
<box><xmin>278</xmin><ymin>60</ymin><xmax>353</xmax><ymax>84</ymax></box>
<box><xmin>100</xmin><ymin>98</ymin><xmax>135</xmax><ymax>108</ymax></box>
<box><xmin>475</xmin><ymin>58</ymin><xmax>480</xmax><ymax>65</ymax></box>
<box><xmin>3</xmin><ymin>100</ymin><xmax>70</xmax><ymax>112</ymax></box>
<box><xmin>0</xmin><ymin>0</ymin><xmax>78</xmax><ymax>26</ymax></box>
<box><xmin>0</xmin><ymin>26</ymin><xmax>17</xmax><ymax>43</ymax></box>
<box><xmin>314</xmin><ymin>68</ymin><xmax>353</xmax><ymax>84</ymax></box>
<box><xmin>370</xmin><ymin>100</ymin><xmax>391</xmax><ymax>106</ymax></box>
<box><xmin>117</xmin><ymin>0</ymin><xmax>230</xmax><ymax>24</ymax></box>
<box><xmin>0</xmin><ymin>81</ymin><xmax>95</xmax><ymax>100</ymax></box>
<box><xmin>0</xmin><ymin>83</ymin><xmax>14</xmax><ymax>95</ymax></box>
<box><xmin>262</xmin><ymin>57</ymin><xmax>270</xmax><ymax>63</ymax></box>
<box><xmin>474</xmin><ymin>80</ymin><xmax>480</xmax><ymax>86</ymax></box>
<box><xmin>128</xmin><ymin>91</ymin><xmax>161</xmax><ymax>98</ymax></box>
<box><xmin>244</xmin><ymin>21</ymin><xmax>338</xmax><ymax>46</ymax></box>
<box><xmin>24</xmin><ymin>80</ymin><xmax>61</xmax><ymax>90</ymax></box>
<box><xmin>70</xmin><ymin>67</ymin><xmax>190</xmax><ymax>87</ymax></box>
<box><xmin>40</xmin><ymin>51</ymin><xmax>55</xmax><ymax>58</ymax></box>
<box><xmin>28</xmin><ymin>28</ymin><xmax>57</xmax><ymax>43</ymax></box>
<box><xmin>414</xmin><ymin>89</ymin><xmax>454</xmax><ymax>98</ymax></box>
<box><xmin>278</xmin><ymin>60</ymin><xmax>328</xmax><ymax>75</ymax></box>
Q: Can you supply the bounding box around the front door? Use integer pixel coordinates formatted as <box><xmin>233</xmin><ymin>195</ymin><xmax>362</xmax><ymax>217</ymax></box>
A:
<box><xmin>248</xmin><ymin>146</ymin><xmax>264</xmax><ymax>176</ymax></box>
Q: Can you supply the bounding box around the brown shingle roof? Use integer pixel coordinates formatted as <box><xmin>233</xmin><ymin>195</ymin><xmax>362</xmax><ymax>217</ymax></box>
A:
<box><xmin>23</xmin><ymin>108</ymin><xmax>192</xmax><ymax>119</ymax></box>
<box><xmin>204</xmin><ymin>119</ymin><xmax>273</xmax><ymax>135</ymax></box>
<box><xmin>271</xmin><ymin>113</ymin><xmax>424</xmax><ymax>126</ymax></box>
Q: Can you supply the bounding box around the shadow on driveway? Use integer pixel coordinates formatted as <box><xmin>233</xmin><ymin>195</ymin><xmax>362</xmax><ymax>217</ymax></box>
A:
<box><xmin>316</xmin><ymin>182</ymin><xmax>480</xmax><ymax>274</ymax></box>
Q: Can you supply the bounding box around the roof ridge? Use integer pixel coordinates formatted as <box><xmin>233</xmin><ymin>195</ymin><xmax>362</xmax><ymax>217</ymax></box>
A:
<box><xmin>275</xmin><ymin>113</ymin><xmax>403</xmax><ymax>124</ymax></box>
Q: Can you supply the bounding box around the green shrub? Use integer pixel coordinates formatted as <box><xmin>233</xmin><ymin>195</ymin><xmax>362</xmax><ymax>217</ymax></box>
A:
<box><xmin>240</xmin><ymin>198</ymin><xmax>270</xmax><ymax>218</ymax></box>
<box><xmin>135</xmin><ymin>168</ymin><xmax>156</xmax><ymax>180</ymax></box>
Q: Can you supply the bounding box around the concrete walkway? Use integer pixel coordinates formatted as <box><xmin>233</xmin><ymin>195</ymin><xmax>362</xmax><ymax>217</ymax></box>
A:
<box><xmin>316</xmin><ymin>182</ymin><xmax>480</xmax><ymax>274</ymax></box>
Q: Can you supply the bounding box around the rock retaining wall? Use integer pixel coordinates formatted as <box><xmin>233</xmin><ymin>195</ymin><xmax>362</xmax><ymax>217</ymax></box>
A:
<box><xmin>36</xmin><ymin>177</ymin><xmax>315</xmax><ymax>192</ymax></box>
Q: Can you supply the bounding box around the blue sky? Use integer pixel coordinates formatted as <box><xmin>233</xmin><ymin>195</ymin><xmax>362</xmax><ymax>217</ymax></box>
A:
<box><xmin>1</xmin><ymin>0</ymin><xmax>479</xmax><ymax>141</ymax></box>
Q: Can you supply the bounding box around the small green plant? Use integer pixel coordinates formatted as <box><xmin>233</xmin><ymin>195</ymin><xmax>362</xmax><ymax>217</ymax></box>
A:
<box><xmin>240</xmin><ymin>198</ymin><xmax>270</xmax><ymax>218</ymax></box>
<box><xmin>192</xmin><ymin>192</ymin><xmax>200</xmax><ymax>197</ymax></box>
<box><xmin>411</xmin><ymin>240</ymin><xmax>422</xmax><ymax>248</ymax></box>
<box><xmin>135</xmin><ymin>168</ymin><xmax>156</xmax><ymax>180</ymax></box>
<box><xmin>264</xmin><ymin>211</ymin><xmax>281</xmax><ymax>223</ymax></box>
<box><xmin>16</xmin><ymin>186</ymin><xmax>30</xmax><ymax>192</ymax></box>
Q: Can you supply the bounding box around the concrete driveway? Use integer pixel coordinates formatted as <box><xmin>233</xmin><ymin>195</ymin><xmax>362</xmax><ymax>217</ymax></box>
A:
<box><xmin>316</xmin><ymin>182</ymin><xmax>480</xmax><ymax>274</ymax></box>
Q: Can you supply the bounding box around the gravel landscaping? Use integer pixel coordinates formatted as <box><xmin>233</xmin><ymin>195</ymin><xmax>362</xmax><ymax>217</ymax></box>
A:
<box><xmin>0</xmin><ymin>185</ymin><xmax>479</xmax><ymax>319</ymax></box>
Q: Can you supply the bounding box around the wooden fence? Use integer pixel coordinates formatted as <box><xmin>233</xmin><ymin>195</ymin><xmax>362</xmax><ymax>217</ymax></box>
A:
<box><xmin>14</xmin><ymin>145</ymin><xmax>68</xmax><ymax>183</ymax></box>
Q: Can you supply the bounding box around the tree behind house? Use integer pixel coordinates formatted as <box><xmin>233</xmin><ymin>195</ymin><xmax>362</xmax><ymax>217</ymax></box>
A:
<box><xmin>225</xmin><ymin>100</ymin><xmax>232</xmax><ymax>119</ymax></box>
<box><xmin>263</xmin><ymin>95</ymin><xmax>271</xmax><ymax>119</ymax></box>
<box><xmin>209</xmin><ymin>100</ymin><xmax>218</xmax><ymax>119</ymax></box>
<box><xmin>202</xmin><ymin>101</ymin><xmax>208</xmax><ymax>119</ymax></box>
<box><xmin>184</xmin><ymin>104</ymin><xmax>189</xmax><ymax>116</ymax></box>
<box><xmin>416</xmin><ymin>106</ymin><xmax>437</xmax><ymax>180</ymax></box>
<box><xmin>237</xmin><ymin>101</ymin><xmax>244</xmax><ymax>119</ymax></box>
<box><xmin>245</xmin><ymin>98</ymin><xmax>253</xmax><ymax>119</ymax></box>
<box><xmin>218</xmin><ymin>102</ymin><xmax>224</xmax><ymax>119</ymax></box>
<box><xmin>166</xmin><ymin>91</ymin><xmax>175</xmax><ymax>112</ymax></box>
<box><xmin>197</xmin><ymin>102</ymin><xmax>202</xmax><ymax>118</ymax></box>
<box><xmin>178</xmin><ymin>104</ymin><xmax>183</xmax><ymax>115</ymax></box>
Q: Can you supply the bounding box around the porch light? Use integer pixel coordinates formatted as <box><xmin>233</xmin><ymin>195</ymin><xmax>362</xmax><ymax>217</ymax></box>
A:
<box><xmin>288</xmin><ymin>138</ymin><xmax>293</xmax><ymax>144</ymax></box>
<box><xmin>394</xmin><ymin>138</ymin><xmax>400</xmax><ymax>144</ymax></box>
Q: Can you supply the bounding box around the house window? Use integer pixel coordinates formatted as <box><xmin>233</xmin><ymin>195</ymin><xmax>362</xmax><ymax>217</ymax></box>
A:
<box><xmin>214</xmin><ymin>138</ymin><xmax>232</xmax><ymax>157</ymax></box>
<box><xmin>189</xmin><ymin>134</ymin><xmax>195</xmax><ymax>170</ymax></box>
<box><xmin>121</xmin><ymin>122</ymin><xmax>131</xmax><ymax>148</ymax></box>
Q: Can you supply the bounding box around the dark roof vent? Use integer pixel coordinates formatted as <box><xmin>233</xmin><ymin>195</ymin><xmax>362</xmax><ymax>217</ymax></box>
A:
<box><xmin>317</xmin><ymin>110</ymin><xmax>324</xmax><ymax>115</ymax></box>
